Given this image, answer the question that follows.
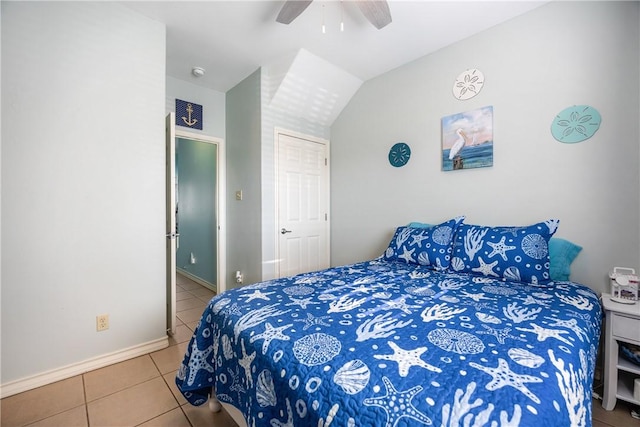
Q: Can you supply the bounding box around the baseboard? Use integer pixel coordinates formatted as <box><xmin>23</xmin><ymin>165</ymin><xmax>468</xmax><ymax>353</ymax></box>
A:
<box><xmin>177</xmin><ymin>268</ymin><xmax>216</xmax><ymax>292</ymax></box>
<box><xmin>0</xmin><ymin>336</ymin><xmax>169</xmax><ymax>399</ymax></box>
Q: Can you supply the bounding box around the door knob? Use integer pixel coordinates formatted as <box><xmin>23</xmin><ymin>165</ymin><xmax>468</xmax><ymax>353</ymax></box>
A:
<box><xmin>280</xmin><ymin>228</ymin><xmax>292</xmax><ymax>234</ymax></box>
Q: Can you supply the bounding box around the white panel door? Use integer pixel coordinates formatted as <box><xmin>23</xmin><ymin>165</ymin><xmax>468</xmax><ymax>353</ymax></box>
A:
<box><xmin>277</xmin><ymin>133</ymin><xmax>329</xmax><ymax>278</ymax></box>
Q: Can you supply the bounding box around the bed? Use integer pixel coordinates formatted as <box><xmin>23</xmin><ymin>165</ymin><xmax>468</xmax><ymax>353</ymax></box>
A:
<box><xmin>176</xmin><ymin>218</ymin><xmax>602</xmax><ymax>427</ymax></box>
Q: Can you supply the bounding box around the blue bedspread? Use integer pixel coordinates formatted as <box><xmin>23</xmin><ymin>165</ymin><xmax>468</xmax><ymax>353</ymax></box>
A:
<box><xmin>176</xmin><ymin>259</ymin><xmax>602</xmax><ymax>427</ymax></box>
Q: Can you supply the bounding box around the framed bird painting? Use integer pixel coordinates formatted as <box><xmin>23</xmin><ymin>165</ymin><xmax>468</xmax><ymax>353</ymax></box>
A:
<box><xmin>441</xmin><ymin>106</ymin><xmax>494</xmax><ymax>171</ymax></box>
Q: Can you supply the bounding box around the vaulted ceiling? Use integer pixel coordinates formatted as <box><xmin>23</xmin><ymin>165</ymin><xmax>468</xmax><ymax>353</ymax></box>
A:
<box><xmin>122</xmin><ymin>1</ymin><xmax>547</xmax><ymax>93</ymax></box>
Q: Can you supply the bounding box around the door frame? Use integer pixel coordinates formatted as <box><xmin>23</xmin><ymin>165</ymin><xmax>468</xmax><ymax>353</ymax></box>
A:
<box><xmin>274</xmin><ymin>127</ymin><xmax>330</xmax><ymax>278</ymax></box>
<box><xmin>166</xmin><ymin>124</ymin><xmax>227</xmax><ymax>335</ymax></box>
<box><xmin>166</xmin><ymin>114</ymin><xmax>177</xmax><ymax>335</ymax></box>
<box><xmin>175</xmin><ymin>129</ymin><xmax>227</xmax><ymax>294</ymax></box>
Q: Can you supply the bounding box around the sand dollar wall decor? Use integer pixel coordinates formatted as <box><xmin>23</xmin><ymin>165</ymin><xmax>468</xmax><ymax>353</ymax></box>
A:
<box><xmin>388</xmin><ymin>142</ymin><xmax>411</xmax><ymax>167</ymax></box>
<box><xmin>551</xmin><ymin>105</ymin><xmax>601</xmax><ymax>143</ymax></box>
<box><xmin>452</xmin><ymin>68</ymin><xmax>484</xmax><ymax>100</ymax></box>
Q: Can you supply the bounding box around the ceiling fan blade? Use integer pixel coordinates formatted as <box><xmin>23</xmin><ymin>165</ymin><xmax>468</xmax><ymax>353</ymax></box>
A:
<box><xmin>276</xmin><ymin>0</ymin><xmax>314</xmax><ymax>25</ymax></box>
<box><xmin>356</xmin><ymin>0</ymin><xmax>392</xmax><ymax>29</ymax></box>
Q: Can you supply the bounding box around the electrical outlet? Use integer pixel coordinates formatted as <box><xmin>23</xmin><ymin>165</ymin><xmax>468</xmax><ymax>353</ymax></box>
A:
<box><xmin>96</xmin><ymin>314</ymin><xmax>109</xmax><ymax>331</ymax></box>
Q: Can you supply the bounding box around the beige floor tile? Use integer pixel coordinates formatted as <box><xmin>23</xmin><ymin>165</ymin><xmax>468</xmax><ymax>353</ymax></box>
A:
<box><xmin>176</xmin><ymin>291</ymin><xmax>192</xmax><ymax>302</ymax></box>
<box><xmin>177</xmin><ymin>280</ymin><xmax>202</xmax><ymax>291</ymax></box>
<box><xmin>186</xmin><ymin>321</ymin><xmax>200</xmax><ymax>331</ymax></box>
<box><xmin>0</xmin><ymin>376</ymin><xmax>85</xmax><ymax>427</ymax></box>
<box><xmin>592</xmin><ymin>398</ymin><xmax>637</xmax><ymax>426</ymax></box>
<box><xmin>176</xmin><ymin>297</ymin><xmax>207</xmax><ymax>312</ymax></box>
<box><xmin>87</xmin><ymin>377</ymin><xmax>177</xmax><ymax>427</ymax></box>
<box><xmin>25</xmin><ymin>405</ymin><xmax>87</xmax><ymax>427</ymax></box>
<box><xmin>83</xmin><ymin>355</ymin><xmax>160</xmax><ymax>402</ymax></box>
<box><xmin>169</xmin><ymin>324</ymin><xmax>195</xmax><ymax>346</ymax></box>
<box><xmin>150</xmin><ymin>341</ymin><xmax>189</xmax><ymax>374</ymax></box>
<box><xmin>137</xmin><ymin>408</ymin><xmax>191</xmax><ymax>427</ymax></box>
<box><xmin>195</xmin><ymin>294</ymin><xmax>216</xmax><ymax>304</ymax></box>
<box><xmin>181</xmin><ymin>403</ymin><xmax>239</xmax><ymax>427</ymax></box>
<box><xmin>189</xmin><ymin>287</ymin><xmax>216</xmax><ymax>299</ymax></box>
<box><xmin>162</xmin><ymin>371</ymin><xmax>188</xmax><ymax>406</ymax></box>
<box><xmin>177</xmin><ymin>306</ymin><xmax>207</xmax><ymax>324</ymax></box>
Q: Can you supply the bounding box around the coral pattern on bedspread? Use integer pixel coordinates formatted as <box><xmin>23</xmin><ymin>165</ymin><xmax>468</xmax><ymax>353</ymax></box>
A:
<box><xmin>176</xmin><ymin>259</ymin><xmax>601</xmax><ymax>427</ymax></box>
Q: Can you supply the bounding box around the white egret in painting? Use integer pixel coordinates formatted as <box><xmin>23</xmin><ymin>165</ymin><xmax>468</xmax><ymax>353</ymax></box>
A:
<box><xmin>448</xmin><ymin>129</ymin><xmax>474</xmax><ymax>160</ymax></box>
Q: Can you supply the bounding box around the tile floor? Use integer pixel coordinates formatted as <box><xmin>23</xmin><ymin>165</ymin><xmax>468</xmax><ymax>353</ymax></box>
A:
<box><xmin>1</xmin><ymin>275</ymin><xmax>238</xmax><ymax>427</ymax></box>
<box><xmin>1</xmin><ymin>275</ymin><xmax>639</xmax><ymax>426</ymax></box>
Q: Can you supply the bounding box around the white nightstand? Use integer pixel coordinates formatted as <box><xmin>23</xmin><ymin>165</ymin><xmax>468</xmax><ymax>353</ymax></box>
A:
<box><xmin>601</xmin><ymin>293</ymin><xmax>640</xmax><ymax>410</ymax></box>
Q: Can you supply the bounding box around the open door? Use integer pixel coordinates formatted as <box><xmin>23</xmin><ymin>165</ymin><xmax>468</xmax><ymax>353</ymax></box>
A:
<box><xmin>165</xmin><ymin>113</ymin><xmax>177</xmax><ymax>336</ymax></box>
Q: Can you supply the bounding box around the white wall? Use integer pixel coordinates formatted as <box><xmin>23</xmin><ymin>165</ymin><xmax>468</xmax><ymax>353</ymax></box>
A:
<box><xmin>1</xmin><ymin>2</ymin><xmax>167</xmax><ymax>386</ymax></box>
<box><xmin>331</xmin><ymin>1</ymin><xmax>640</xmax><ymax>295</ymax></box>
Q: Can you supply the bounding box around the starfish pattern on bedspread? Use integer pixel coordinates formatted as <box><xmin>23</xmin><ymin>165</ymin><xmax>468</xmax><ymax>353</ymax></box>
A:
<box><xmin>285</xmin><ymin>296</ymin><xmax>318</xmax><ymax>309</ymax></box>
<box><xmin>469</xmin><ymin>358</ymin><xmax>543</xmax><ymax>404</ymax></box>
<box><xmin>250</xmin><ymin>322</ymin><xmax>292</xmax><ymax>354</ymax></box>
<box><xmin>240</xmin><ymin>289</ymin><xmax>274</xmax><ymax>302</ymax></box>
<box><xmin>295</xmin><ymin>312</ymin><xmax>331</xmax><ymax>330</ymax></box>
<box><xmin>516</xmin><ymin>323</ymin><xmax>574</xmax><ymax>346</ymax></box>
<box><xmin>374</xmin><ymin>341</ymin><xmax>441</xmax><ymax>377</ymax></box>
<box><xmin>363</xmin><ymin>376</ymin><xmax>432</xmax><ymax>427</ymax></box>
<box><xmin>186</xmin><ymin>340</ymin><xmax>214</xmax><ymax>386</ymax></box>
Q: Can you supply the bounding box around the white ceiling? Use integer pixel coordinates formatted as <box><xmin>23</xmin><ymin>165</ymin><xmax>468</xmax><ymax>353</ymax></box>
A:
<box><xmin>121</xmin><ymin>1</ymin><xmax>548</xmax><ymax>93</ymax></box>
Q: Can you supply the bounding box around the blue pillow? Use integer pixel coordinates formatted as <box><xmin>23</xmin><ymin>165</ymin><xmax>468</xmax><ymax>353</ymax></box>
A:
<box><xmin>549</xmin><ymin>237</ymin><xmax>582</xmax><ymax>281</ymax></box>
<box><xmin>384</xmin><ymin>217</ymin><xmax>464</xmax><ymax>270</ymax></box>
<box><xmin>449</xmin><ymin>220</ymin><xmax>560</xmax><ymax>285</ymax></box>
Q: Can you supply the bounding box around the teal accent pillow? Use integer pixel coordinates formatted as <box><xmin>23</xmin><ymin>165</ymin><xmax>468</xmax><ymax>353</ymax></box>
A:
<box><xmin>407</xmin><ymin>222</ymin><xmax>433</xmax><ymax>229</ymax></box>
<box><xmin>549</xmin><ymin>237</ymin><xmax>582</xmax><ymax>281</ymax></box>
<box><xmin>384</xmin><ymin>217</ymin><xmax>465</xmax><ymax>271</ymax></box>
<box><xmin>449</xmin><ymin>220</ymin><xmax>560</xmax><ymax>285</ymax></box>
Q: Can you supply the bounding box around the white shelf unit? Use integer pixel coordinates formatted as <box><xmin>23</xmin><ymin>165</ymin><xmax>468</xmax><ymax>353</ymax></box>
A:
<box><xmin>616</xmin><ymin>357</ymin><xmax>640</xmax><ymax>404</ymax></box>
<box><xmin>601</xmin><ymin>294</ymin><xmax>640</xmax><ymax>410</ymax></box>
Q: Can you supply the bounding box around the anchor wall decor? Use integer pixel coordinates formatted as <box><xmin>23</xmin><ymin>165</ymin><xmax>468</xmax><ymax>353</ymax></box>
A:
<box><xmin>175</xmin><ymin>99</ymin><xmax>203</xmax><ymax>130</ymax></box>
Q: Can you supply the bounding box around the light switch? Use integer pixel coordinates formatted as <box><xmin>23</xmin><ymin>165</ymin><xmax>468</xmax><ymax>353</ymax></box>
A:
<box><xmin>235</xmin><ymin>190</ymin><xmax>243</xmax><ymax>201</ymax></box>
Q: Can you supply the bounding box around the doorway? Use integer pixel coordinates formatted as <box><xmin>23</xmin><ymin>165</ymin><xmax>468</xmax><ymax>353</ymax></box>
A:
<box><xmin>175</xmin><ymin>135</ymin><xmax>218</xmax><ymax>289</ymax></box>
<box><xmin>166</xmin><ymin>117</ymin><xmax>226</xmax><ymax>335</ymax></box>
<box><xmin>275</xmin><ymin>130</ymin><xmax>330</xmax><ymax>278</ymax></box>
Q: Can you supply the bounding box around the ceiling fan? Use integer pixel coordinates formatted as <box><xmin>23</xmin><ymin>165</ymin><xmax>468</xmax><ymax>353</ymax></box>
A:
<box><xmin>276</xmin><ymin>0</ymin><xmax>392</xmax><ymax>30</ymax></box>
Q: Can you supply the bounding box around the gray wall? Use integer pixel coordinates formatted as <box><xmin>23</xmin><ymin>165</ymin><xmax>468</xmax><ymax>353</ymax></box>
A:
<box><xmin>176</xmin><ymin>138</ymin><xmax>217</xmax><ymax>285</ymax></box>
<box><xmin>226</xmin><ymin>70</ymin><xmax>263</xmax><ymax>289</ymax></box>
<box><xmin>1</xmin><ymin>2</ymin><xmax>166</xmax><ymax>383</ymax></box>
<box><xmin>331</xmin><ymin>1</ymin><xmax>640</xmax><ymax>295</ymax></box>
